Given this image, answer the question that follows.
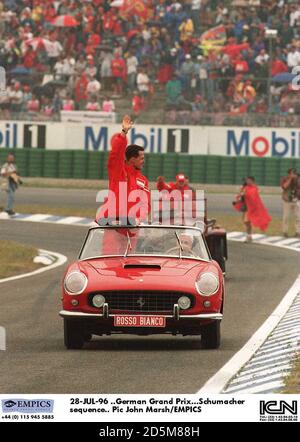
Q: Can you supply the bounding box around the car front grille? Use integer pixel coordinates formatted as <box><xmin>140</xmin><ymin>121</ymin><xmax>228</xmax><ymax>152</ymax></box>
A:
<box><xmin>89</xmin><ymin>291</ymin><xmax>194</xmax><ymax>313</ymax></box>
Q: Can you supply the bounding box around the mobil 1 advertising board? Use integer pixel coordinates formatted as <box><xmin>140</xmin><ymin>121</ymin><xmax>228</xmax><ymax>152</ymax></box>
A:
<box><xmin>0</xmin><ymin>121</ymin><xmax>208</xmax><ymax>154</ymax></box>
<box><xmin>208</xmin><ymin>126</ymin><xmax>300</xmax><ymax>158</ymax></box>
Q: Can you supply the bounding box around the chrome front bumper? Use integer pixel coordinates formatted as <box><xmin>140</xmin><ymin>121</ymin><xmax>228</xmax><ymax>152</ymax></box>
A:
<box><xmin>59</xmin><ymin>303</ymin><xmax>223</xmax><ymax>321</ymax></box>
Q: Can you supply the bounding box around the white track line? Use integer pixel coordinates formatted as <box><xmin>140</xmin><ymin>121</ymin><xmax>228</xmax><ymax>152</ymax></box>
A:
<box><xmin>198</xmin><ymin>273</ymin><xmax>300</xmax><ymax>394</ymax></box>
<box><xmin>0</xmin><ymin>249</ymin><xmax>67</xmax><ymax>284</ymax></box>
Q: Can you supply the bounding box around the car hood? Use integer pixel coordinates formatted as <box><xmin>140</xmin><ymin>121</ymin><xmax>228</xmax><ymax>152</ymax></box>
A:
<box><xmin>83</xmin><ymin>256</ymin><xmax>203</xmax><ymax>278</ymax></box>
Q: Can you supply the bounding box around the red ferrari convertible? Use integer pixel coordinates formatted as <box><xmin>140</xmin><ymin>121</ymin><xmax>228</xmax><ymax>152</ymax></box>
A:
<box><xmin>60</xmin><ymin>224</ymin><xmax>225</xmax><ymax>350</ymax></box>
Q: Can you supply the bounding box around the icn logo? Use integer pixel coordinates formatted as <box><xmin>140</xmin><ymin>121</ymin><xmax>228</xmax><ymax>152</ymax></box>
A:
<box><xmin>0</xmin><ymin>67</ymin><xmax>6</xmax><ymax>96</ymax></box>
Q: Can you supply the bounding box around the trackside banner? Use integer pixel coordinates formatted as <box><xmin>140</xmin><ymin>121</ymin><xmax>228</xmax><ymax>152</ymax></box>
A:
<box><xmin>208</xmin><ymin>126</ymin><xmax>300</xmax><ymax>158</ymax></box>
<box><xmin>0</xmin><ymin>121</ymin><xmax>300</xmax><ymax>157</ymax></box>
<box><xmin>0</xmin><ymin>121</ymin><xmax>208</xmax><ymax>154</ymax></box>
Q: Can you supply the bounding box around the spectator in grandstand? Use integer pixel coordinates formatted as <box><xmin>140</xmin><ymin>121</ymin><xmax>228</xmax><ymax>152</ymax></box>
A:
<box><xmin>111</xmin><ymin>51</ymin><xmax>126</xmax><ymax>96</ymax></box>
<box><xmin>286</xmin><ymin>45</ymin><xmax>300</xmax><ymax>69</ymax></box>
<box><xmin>62</xmin><ymin>92</ymin><xmax>75</xmax><ymax>111</ymax></box>
<box><xmin>243</xmin><ymin>79</ymin><xmax>256</xmax><ymax>104</ymax></box>
<box><xmin>190</xmin><ymin>0</ymin><xmax>201</xmax><ymax>32</ymax></box>
<box><xmin>166</xmin><ymin>74</ymin><xmax>184</xmax><ymax>106</ymax></box>
<box><xmin>179</xmin><ymin>54</ymin><xmax>195</xmax><ymax>93</ymax></box>
<box><xmin>126</xmin><ymin>48</ymin><xmax>138</xmax><ymax>93</ymax></box>
<box><xmin>85</xmin><ymin>55</ymin><xmax>97</xmax><ymax>79</ymax></box>
<box><xmin>85</xmin><ymin>95</ymin><xmax>100</xmax><ymax>112</ymax></box>
<box><xmin>75</xmin><ymin>54</ymin><xmax>87</xmax><ymax>75</ymax></box>
<box><xmin>280</xmin><ymin>168</ymin><xmax>300</xmax><ymax>238</ymax></box>
<box><xmin>102</xmin><ymin>96</ymin><xmax>115</xmax><ymax>113</ymax></box>
<box><xmin>41</xmin><ymin>96</ymin><xmax>54</xmax><ymax>118</ymax></box>
<box><xmin>132</xmin><ymin>91</ymin><xmax>145</xmax><ymax>119</ymax></box>
<box><xmin>233</xmin><ymin>53</ymin><xmax>249</xmax><ymax>75</ymax></box>
<box><xmin>86</xmin><ymin>75</ymin><xmax>101</xmax><ymax>100</ymax></box>
<box><xmin>74</xmin><ymin>73</ymin><xmax>88</xmax><ymax>110</ymax></box>
<box><xmin>26</xmin><ymin>92</ymin><xmax>40</xmax><ymax>116</ymax></box>
<box><xmin>100</xmin><ymin>50</ymin><xmax>113</xmax><ymax>91</ymax></box>
<box><xmin>179</xmin><ymin>16</ymin><xmax>194</xmax><ymax>43</ymax></box>
<box><xmin>47</xmin><ymin>32</ymin><xmax>63</xmax><ymax>69</ymax></box>
<box><xmin>8</xmin><ymin>81</ymin><xmax>23</xmax><ymax>115</ymax></box>
<box><xmin>136</xmin><ymin>66</ymin><xmax>150</xmax><ymax>99</ymax></box>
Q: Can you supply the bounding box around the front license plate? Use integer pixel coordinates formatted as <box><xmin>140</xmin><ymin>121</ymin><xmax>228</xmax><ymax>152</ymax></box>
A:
<box><xmin>114</xmin><ymin>315</ymin><xmax>166</xmax><ymax>328</ymax></box>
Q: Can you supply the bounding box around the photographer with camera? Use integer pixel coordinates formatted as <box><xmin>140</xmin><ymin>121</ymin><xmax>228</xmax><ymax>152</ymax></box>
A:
<box><xmin>0</xmin><ymin>153</ymin><xmax>22</xmax><ymax>216</ymax></box>
<box><xmin>280</xmin><ymin>168</ymin><xmax>300</xmax><ymax>238</ymax></box>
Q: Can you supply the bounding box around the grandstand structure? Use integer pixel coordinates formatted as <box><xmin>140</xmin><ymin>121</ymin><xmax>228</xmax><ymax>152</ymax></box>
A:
<box><xmin>0</xmin><ymin>0</ymin><xmax>299</xmax><ymax>128</ymax></box>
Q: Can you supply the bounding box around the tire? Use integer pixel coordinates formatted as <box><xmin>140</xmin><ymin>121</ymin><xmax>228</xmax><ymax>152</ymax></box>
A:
<box><xmin>201</xmin><ymin>321</ymin><xmax>221</xmax><ymax>349</ymax></box>
<box><xmin>64</xmin><ymin>319</ymin><xmax>85</xmax><ymax>349</ymax></box>
<box><xmin>218</xmin><ymin>256</ymin><xmax>226</xmax><ymax>274</ymax></box>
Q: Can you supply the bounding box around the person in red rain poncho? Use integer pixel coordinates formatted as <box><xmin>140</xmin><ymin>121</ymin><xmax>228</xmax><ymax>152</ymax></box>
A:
<box><xmin>234</xmin><ymin>176</ymin><xmax>272</xmax><ymax>243</ymax></box>
<box><xmin>97</xmin><ymin>114</ymin><xmax>150</xmax><ymax>226</ymax></box>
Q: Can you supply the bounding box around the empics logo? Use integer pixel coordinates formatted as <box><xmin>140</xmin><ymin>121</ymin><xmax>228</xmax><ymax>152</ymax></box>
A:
<box><xmin>260</xmin><ymin>400</ymin><xmax>298</xmax><ymax>422</ymax></box>
<box><xmin>2</xmin><ymin>399</ymin><xmax>54</xmax><ymax>413</ymax></box>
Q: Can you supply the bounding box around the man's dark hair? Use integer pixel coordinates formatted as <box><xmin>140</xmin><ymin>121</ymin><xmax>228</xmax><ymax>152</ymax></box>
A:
<box><xmin>125</xmin><ymin>144</ymin><xmax>144</xmax><ymax>161</ymax></box>
<box><xmin>288</xmin><ymin>167</ymin><xmax>297</xmax><ymax>174</ymax></box>
<box><xmin>247</xmin><ymin>176</ymin><xmax>255</xmax><ymax>182</ymax></box>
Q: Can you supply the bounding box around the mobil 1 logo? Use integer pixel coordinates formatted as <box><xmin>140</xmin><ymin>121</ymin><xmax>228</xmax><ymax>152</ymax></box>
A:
<box><xmin>167</xmin><ymin>129</ymin><xmax>189</xmax><ymax>153</ymax></box>
<box><xmin>23</xmin><ymin>124</ymin><xmax>46</xmax><ymax>149</ymax></box>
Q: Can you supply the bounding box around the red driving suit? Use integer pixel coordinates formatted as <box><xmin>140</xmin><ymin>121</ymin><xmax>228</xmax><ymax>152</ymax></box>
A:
<box><xmin>97</xmin><ymin>133</ymin><xmax>150</xmax><ymax>223</ymax></box>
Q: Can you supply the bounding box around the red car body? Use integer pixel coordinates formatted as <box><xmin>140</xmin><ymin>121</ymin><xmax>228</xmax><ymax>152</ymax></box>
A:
<box><xmin>60</xmin><ymin>225</ymin><xmax>225</xmax><ymax>349</ymax></box>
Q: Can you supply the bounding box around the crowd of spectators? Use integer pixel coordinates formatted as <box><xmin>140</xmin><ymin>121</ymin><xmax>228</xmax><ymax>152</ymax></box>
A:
<box><xmin>0</xmin><ymin>0</ymin><xmax>300</xmax><ymax>125</ymax></box>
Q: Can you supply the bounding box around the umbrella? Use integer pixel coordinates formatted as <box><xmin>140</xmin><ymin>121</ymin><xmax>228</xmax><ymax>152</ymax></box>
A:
<box><xmin>51</xmin><ymin>15</ymin><xmax>79</xmax><ymax>27</ymax></box>
<box><xmin>9</xmin><ymin>66</ymin><xmax>31</xmax><ymax>75</ymax></box>
<box><xmin>111</xmin><ymin>0</ymin><xmax>124</xmax><ymax>7</ymax></box>
<box><xmin>231</xmin><ymin>0</ymin><xmax>249</xmax><ymax>6</ymax></box>
<box><xmin>43</xmin><ymin>79</ymin><xmax>68</xmax><ymax>87</ymax></box>
<box><xmin>24</xmin><ymin>37</ymin><xmax>50</xmax><ymax>51</ymax></box>
<box><xmin>272</xmin><ymin>73</ymin><xmax>296</xmax><ymax>83</ymax></box>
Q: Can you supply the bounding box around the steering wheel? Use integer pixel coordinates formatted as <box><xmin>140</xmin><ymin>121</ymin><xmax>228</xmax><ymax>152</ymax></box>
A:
<box><xmin>165</xmin><ymin>246</ymin><xmax>197</xmax><ymax>257</ymax></box>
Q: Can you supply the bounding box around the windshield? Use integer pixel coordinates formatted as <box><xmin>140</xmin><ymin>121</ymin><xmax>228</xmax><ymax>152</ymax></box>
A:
<box><xmin>80</xmin><ymin>227</ymin><xmax>209</xmax><ymax>261</ymax></box>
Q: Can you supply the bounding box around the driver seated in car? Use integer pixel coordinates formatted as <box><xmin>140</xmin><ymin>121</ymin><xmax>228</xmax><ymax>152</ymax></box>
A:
<box><xmin>179</xmin><ymin>233</ymin><xmax>195</xmax><ymax>256</ymax></box>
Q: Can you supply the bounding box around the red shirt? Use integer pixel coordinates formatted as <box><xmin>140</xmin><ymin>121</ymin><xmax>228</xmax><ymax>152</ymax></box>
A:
<box><xmin>132</xmin><ymin>95</ymin><xmax>145</xmax><ymax>113</ymax></box>
<box><xmin>156</xmin><ymin>179</ymin><xmax>195</xmax><ymax>219</ymax></box>
<box><xmin>111</xmin><ymin>58</ymin><xmax>126</xmax><ymax>79</ymax></box>
<box><xmin>97</xmin><ymin>134</ymin><xmax>150</xmax><ymax>222</ymax></box>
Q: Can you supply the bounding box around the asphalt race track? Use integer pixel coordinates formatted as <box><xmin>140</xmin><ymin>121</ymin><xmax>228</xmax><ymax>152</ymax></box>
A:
<box><xmin>0</xmin><ymin>220</ymin><xmax>299</xmax><ymax>394</ymax></box>
<box><xmin>10</xmin><ymin>187</ymin><xmax>282</xmax><ymax>216</ymax></box>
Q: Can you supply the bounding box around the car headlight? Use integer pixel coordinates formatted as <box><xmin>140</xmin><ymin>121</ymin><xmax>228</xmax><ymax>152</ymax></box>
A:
<box><xmin>92</xmin><ymin>294</ymin><xmax>106</xmax><ymax>308</ymax></box>
<box><xmin>195</xmin><ymin>272</ymin><xmax>219</xmax><ymax>296</ymax></box>
<box><xmin>64</xmin><ymin>271</ymin><xmax>88</xmax><ymax>295</ymax></box>
<box><xmin>178</xmin><ymin>296</ymin><xmax>191</xmax><ymax>310</ymax></box>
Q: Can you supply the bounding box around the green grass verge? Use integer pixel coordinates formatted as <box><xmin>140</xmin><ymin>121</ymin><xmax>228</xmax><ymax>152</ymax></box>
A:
<box><xmin>0</xmin><ymin>240</ymin><xmax>41</xmax><ymax>279</ymax></box>
<box><xmin>282</xmin><ymin>357</ymin><xmax>300</xmax><ymax>394</ymax></box>
<box><xmin>210</xmin><ymin>213</ymin><xmax>293</xmax><ymax>237</ymax></box>
<box><xmin>15</xmin><ymin>204</ymin><xmax>96</xmax><ymax>219</ymax></box>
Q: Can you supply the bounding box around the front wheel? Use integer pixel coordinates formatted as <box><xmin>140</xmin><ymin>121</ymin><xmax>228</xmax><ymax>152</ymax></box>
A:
<box><xmin>64</xmin><ymin>319</ymin><xmax>85</xmax><ymax>349</ymax></box>
<box><xmin>201</xmin><ymin>321</ymin><xmax>221</xmax><ymax>349</ymax></box>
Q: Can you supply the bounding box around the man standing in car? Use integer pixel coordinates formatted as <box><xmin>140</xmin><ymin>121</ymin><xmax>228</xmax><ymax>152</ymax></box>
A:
<box><xmin>97</xmin><ymin>114</ymin><xmax>150</xmax><ymax>224</ymax></box>
<box><xmin>280</xmin><ymin>168</ymin><xmax>300</xmax><ymax>237</ymax></box>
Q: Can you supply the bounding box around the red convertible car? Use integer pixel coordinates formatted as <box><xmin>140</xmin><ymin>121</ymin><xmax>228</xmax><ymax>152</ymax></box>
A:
<box><xmin>60</xmin><ymin>224</ymin><xmax>224</xmax><ymax>350</ymax></box>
